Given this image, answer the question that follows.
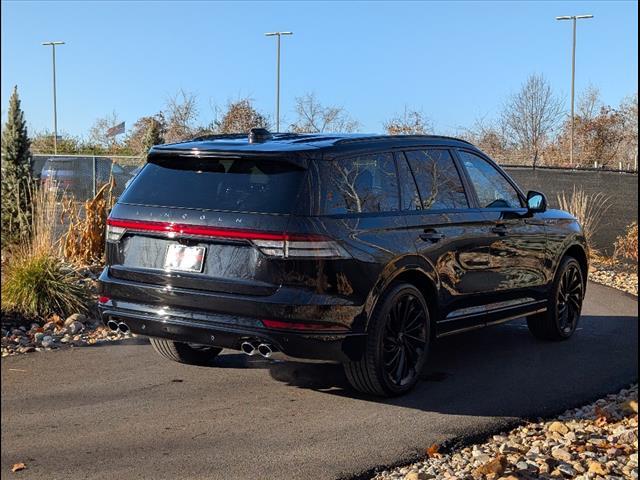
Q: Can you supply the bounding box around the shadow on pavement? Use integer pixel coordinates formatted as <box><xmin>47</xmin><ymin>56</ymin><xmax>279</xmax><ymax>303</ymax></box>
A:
<box><xmin>213</xmin><ymin>314</ymin><xmax>638</xmax><ymax>417</ymax></box>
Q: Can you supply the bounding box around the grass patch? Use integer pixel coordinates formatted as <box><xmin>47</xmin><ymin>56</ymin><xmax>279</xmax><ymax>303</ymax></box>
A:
<box><xmin>1</xmin><ymin>185</ymin><xmax>90</xmax><ymax>320</ymax></box>
<box><xmin>1</xmin><ymin>249</ymin><xmax>88</xmax><ymax>318</ymax></box>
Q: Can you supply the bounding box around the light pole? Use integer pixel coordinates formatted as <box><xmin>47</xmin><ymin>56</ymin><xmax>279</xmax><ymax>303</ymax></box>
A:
<box><xmin>42</xmin><ymin>41</ymin><xmax>65</xmax><ymax>154</ymax></box>
<box><xmin>556</xmin><ymin>15</ymin><xmax>593</xmax><ymax>166</ymax></box>
<box><xmin>264</xmin><ymin>31</ymin><xmax>293</xmax><ymax>132</ymax></box>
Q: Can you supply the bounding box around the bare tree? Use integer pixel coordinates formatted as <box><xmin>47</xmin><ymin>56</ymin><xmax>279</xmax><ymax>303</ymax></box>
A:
<box><xmin>619</xmin><ymin>92</ymin><xmax>638</xmax><ymax>168</ymax></box>
<box><xmin>209</xmin><ymin>98</ymin><xmax>270</xmax><ymax>134</ymax></box>
<box><xmin>289</xmin><ymin>93</ymin><xmax>359</xmax><ymax>133</ymax></box>
<box><xmin>126</xmin><ymin>114</ymin><xmax>166</xmax><ymax>154</ymax></box>
<box><xmin>163</xmin><ymin>89</ymin><xmax>198</xmax><ymax>143</ymax></box>
<box><xmin>500</xmin><ymin>74</ymin><xmax>565</xmax><ymax>167</ymax></box>
<box><xmin>88</xmin><ymin>111</ymin><xmax>123</xmax><ymax>149</ymax></box>
<box><xmin>459</xmin><ymin>115</ymin><xmax>509</xmax><ymax>161</ymax></box>
<box><xmin>383</xmin><ymin>107</ymin><xmax>431</xmax><ymax>135</ymax></box>
<box><xmin>577</xmin><ymin>85</ymin><xmax>602</xmax><ymax>122</ymax></box>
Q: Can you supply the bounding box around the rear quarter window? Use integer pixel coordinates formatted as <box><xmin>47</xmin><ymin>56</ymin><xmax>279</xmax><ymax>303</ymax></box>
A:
<box><xmin>317</xmin><ymin>153</ymin><xmax>400</xmax><ymax>215</ymax></box>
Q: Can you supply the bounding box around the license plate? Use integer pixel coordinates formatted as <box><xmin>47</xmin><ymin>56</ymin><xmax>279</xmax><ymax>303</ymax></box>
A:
<box><xmin>164</xmin><ymin>244</ymin><xmax>206</xmax><ymax>273</ymax></box>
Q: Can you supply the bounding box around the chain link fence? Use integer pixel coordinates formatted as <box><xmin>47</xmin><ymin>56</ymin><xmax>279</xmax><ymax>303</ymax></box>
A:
<box><xmin>29</xmin><ymin>154</ymin><xmax>145</xmax><ymax>202</ymax></box>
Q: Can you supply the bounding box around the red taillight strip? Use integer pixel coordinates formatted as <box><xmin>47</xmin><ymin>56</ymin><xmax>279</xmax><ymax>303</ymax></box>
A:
<box><xmin>107</xmin><ymin>218</ymin><xmax>325</xmax><ymax>242</ymax></box>
<box><xmin>261</xmin><ymin>319</ymin><xmax>348</xmax><ymax>332</ymax></box>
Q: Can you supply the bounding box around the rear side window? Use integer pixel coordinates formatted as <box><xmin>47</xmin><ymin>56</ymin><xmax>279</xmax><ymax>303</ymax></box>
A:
<box><xmin>404</xmin><ymin>149</ymin><xmax>468</xmax><ymax>210</ymax></box>
<box><xmin>119</xmin><ymin>157</ymin><xmax>306</xmax><ymax>214</ymax></box>
<box><xmin>319</xmin><ymin>153</ymin><xmax>399</xmax><ymax>214</ymax></box>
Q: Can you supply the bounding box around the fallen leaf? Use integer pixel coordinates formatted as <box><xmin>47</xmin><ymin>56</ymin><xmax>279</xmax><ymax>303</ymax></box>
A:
<box><xmin>11</xmin><ymin>463</ymin><xmax>26</xmax><ymax>472</ymax></box>
<box><xmin>474</xmin><ymin>455</ymin><xmax>508</xmax><ymax>477</ymax></box>
<box><xmin>594</xmin><ymin>405</ymin><xmax>613</xmax><ymax>426</ymax></box>
<box><xmin>426</xmin><ymin>443</ymin><xmax>441</xmax><ymax>458</ymax></box>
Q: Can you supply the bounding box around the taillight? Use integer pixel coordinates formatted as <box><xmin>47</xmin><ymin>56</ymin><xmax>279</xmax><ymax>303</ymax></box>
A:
<box><xmin>105</xmin><ymin>218</ymin><xmax>350</xmax><ymax>259</ymax></box>
<box><xmin>106</xmin><ymin>223</ymin><xmax>125</xmax><ymax>242</ymax></box>
<box><xmin>98</xmin><ymin>296</ymin><xmax>111</xmax><ymax>304</ymax></box>
<box><xmin>251</xmin><ymin>238</ymin><xmax>350</xmax><ymax>259</ymax></box>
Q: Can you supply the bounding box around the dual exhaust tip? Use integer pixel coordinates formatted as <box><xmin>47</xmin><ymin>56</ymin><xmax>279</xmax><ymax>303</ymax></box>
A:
<box><xmin>107</xmin><ymin>321</ymin><xmax>271</xmax><ymax>357</ymax></box>
<box><xmin>241</xmin><ymin>341</ymin><xmax>273</xmax><ymax>358</ymax></box>
<box><xmin>106</xmin><ymin>319</ymin><xmax>130</xmax><ymax>334</ymax></box>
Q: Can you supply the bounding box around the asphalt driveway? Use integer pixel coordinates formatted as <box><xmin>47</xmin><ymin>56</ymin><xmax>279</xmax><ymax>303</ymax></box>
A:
<box><xmin>1</xmin><ymin>282</ymin><xmax>637</xmax><ymax>479</ymax></box>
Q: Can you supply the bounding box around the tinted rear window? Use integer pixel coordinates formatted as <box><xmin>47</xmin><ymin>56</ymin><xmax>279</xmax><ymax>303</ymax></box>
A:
<box><xmin>119</xmin><ymin>157</ymin><xmax>306</xmax><ymax>214</ymax></box>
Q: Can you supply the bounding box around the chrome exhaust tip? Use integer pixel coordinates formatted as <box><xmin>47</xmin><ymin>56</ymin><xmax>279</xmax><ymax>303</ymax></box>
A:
<box><xmin>106</xmin><ymin>319</ymin><xmax>119</xmax><ymax>331</ymax></box>
<box><xmin>257</xmin><ymin>344</ymin><xmax>273</xmax><ymax>358</ymax></box>
<box><xmin>240</xmin><ymin>341</ymin><xmax>256</xmax><ymax>356</ymax></box>
<box><xmin>117</xmin><ymin>322</ymin><xmax>130</xmax><ymax>334</ymax></box>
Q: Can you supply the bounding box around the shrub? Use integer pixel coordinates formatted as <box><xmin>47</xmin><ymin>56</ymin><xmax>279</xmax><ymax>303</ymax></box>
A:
<box><xmin>614</xmin><ymin>222</ymin><xmax>638</xmax><ymax>263</ymax></box>
<box><xmin>1</xmin><ymin>184</ymin><xmax>89</xmax><ymax>319</ymax></box>
<box><xmin>1</xmin><ymin>248</ymin><xmax>88</xmax><ymax>318</ymax></box>
<box><xmin>557</xmin><ymin>187</ymin><xmax>611</xmax><ymax>249</ymax></box>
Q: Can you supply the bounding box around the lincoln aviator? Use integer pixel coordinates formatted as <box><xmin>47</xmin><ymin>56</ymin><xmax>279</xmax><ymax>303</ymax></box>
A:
<box><xmin>98</xmin><ymin>129</ymin><xmax>588</xmax><ymax>396</ymax></box>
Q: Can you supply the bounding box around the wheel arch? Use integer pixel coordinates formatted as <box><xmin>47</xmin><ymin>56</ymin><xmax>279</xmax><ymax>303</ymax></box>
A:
<box><xmin>362</xmin><ymin>259</ymin><xmax>440</xmax><ymax>335</ymax></box>
<box><xmin>561</xmin><ymin>243</ymin><xmax>589</xmax><ymax>285</ymax></box>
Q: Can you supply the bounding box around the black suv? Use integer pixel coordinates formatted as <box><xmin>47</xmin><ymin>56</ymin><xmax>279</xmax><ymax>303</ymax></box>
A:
<box><xmin>98</xmin><ymin>130</ymin><xmax>588</xmax><ymax>396</ymax></box>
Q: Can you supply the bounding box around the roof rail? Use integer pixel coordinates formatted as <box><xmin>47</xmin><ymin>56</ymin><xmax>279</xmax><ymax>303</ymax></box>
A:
<box><xmin>334</xmin><ymin>134</ymin><xmax>473</xmax><ymax>146</ymax></box>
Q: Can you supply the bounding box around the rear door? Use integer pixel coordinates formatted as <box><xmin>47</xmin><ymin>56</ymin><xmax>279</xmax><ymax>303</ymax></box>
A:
<box><xmin>107</xmin><ymin>156</ymin><xmax>310</xmax><ymax>298</ymax></box>
<box><xmin>399</xmin><ymin>148</ymin><xmax>498</xmax><ymax>335</ymax></box>
<box><xmin>455</xmin><ymin>150</ymin><xmax>548</xmax><ymax>303</ymax></box>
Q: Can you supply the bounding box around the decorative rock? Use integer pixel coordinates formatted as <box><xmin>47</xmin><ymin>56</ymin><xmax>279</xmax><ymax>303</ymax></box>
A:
<box><xmin>42</xmin><ymin>321</ymin><xmax>56</xmax><ymax>331</ymax></box>
<box><xmin>69</xmin><ymin>321</ymin><xmax>84</xmax><ymax>334</ymax></box>
<box><xmin>64</xmin><ymin>313</ymin><xmax>87</xmax><ymax>327</ymax></box>
<box><xmin>557</xmin><ymin>463</ymin><xmax>577</xmax><ymax>476</ymax></box>
<box><xmin>403</xmin><ymin>472</ymin><xmax>429</xmax><ymax>480</ymax></box>
<box><xmin>551</xmin><ymin>448</ymin><xmax>573</xmax><ymax>462</ymax></box>
<box><xmin>549</xmin><ymin>421</ymin><xmax>570</xmax><ymax>435</ymax></box>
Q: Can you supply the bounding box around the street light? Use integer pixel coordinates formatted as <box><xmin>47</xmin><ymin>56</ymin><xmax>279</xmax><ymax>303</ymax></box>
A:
<box><xmin>42</xmin><ymin>41</ymin><xmax>65</xmax><ymax>155</ymax></box>
<box><xmin>556</xmin><ymin>15</ymin><xmax>593</xmax><ymax>166</ymax></box>
<box><xmin>265</xmin><ymin>31</ymin><xmax>293</xmax><ymax>132</ymax></box>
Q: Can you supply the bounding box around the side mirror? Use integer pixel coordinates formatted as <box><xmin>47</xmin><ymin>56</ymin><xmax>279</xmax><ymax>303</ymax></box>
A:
<box><xmin>526</xmin><ymin>191</ymin><xmax>547</xmax><ymax>213</ymax></box>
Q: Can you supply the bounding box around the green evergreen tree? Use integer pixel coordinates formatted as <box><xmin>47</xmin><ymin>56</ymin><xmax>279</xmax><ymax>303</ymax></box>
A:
<box><xmin>1</xmin><ymin>86</ymin><xmax>33</xmax><ymax>247</ymax></box>
<box><xmin>140</xmin><ymin>118</ymin><xmax>164</xmax><ymax>155</ymax></box>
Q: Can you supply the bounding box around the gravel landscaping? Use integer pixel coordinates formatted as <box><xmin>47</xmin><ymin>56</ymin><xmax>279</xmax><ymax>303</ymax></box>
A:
<box><xmin>1</xmin><ymin>313</ymin><xmax>130</xmax><ymax>357</ymax></box>
<box><xmin>589</xmin><ymin>256</ymin><xmax>638</xmax><ymax>297</ymax></box>
<box><xmin>371</xmin><ymin>384</ymin><xmax>638</xmax><ymax>480</ymax></box>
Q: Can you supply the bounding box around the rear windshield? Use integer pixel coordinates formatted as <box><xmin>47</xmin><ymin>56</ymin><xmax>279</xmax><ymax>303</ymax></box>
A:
<box><xmin>118</xmin><ymin>157</ymin><xmax>307</xmax><ymax>214</ymax></box>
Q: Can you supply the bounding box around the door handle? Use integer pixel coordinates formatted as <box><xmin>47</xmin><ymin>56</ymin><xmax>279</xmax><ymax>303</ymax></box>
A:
<box><xmin>491</xmin><ymin>224</ymin><xmax>508</xmax><ymax>235</ymax></box>
<box><xmin>419</xmin><ymin>229</ymin><xmax>445</xmax><ymax>242</ymax></box>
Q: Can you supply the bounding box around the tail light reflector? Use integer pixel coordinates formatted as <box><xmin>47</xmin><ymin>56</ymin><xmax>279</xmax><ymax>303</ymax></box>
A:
<box><xmin>262</xmin><ymin>319</ymin><xmax>348</xmax><ymax>331</ymax></box>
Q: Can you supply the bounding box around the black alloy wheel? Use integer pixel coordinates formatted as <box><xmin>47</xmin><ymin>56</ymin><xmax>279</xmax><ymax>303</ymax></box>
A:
<box><xmin>556</xmin><ymin>262</ymin><xmax>584</xmax><ymax>336</ymax></box>
<box><xmin>344</xmin><ymin>283</ymin><xmax>430</xmax><ymax>396</ymax></box>
<box><xmin>527</xmin><ymin>256</ymin><xmax>584</xmax><ymax>341</ymax></box>
<box><xmin>382</xmin><ymin>293</ymin><xmax>428</xmax><ymax>388</ymax></box>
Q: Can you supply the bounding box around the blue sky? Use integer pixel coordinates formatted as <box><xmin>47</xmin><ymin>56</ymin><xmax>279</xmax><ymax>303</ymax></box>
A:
<box><xmin>1</xmin><ymin>0</ymin><xmax>637</xmax><ymax>138</ymax></box>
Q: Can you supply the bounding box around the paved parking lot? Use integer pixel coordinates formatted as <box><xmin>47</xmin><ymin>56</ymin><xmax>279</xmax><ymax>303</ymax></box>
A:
<box><xmin>1</xmin><ymin>282</ymin><xmax>637</xmax><ymax>479</ymax></box>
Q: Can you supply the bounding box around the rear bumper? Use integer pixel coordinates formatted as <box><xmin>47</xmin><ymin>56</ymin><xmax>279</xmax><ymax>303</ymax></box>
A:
<box><xmin>98</xmin><ymin>269</ymin><xmax>367</xmax><ymax>362</ymax></box>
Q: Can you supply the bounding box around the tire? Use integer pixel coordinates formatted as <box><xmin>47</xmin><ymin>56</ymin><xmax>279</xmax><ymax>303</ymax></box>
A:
<box><xmin>527</xmin><ymin>256</ymin><xmax>585</xmax><ymax>341</ymax></box>
<box><xmin>343</xmin><ymin>283</ymin><xmax>431</xmax><ymax>397</ymax></box>
<box><xmin>149</xmin><ymin>337</ymin><xmax>222</xmax><ymax>365</ymax></box>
